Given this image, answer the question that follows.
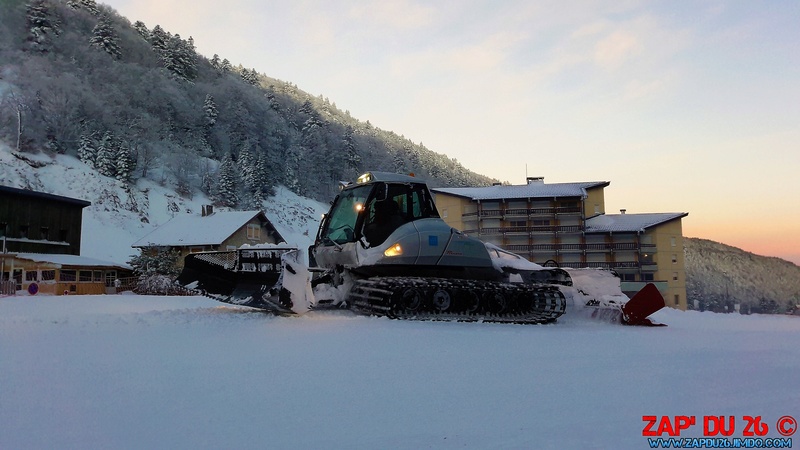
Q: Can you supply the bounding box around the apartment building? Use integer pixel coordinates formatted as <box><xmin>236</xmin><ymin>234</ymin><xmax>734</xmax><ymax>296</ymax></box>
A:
<box><xmin>432</xmin><ymin>177</ymin><xmax>689</xmax><ymax>309</ymax></box>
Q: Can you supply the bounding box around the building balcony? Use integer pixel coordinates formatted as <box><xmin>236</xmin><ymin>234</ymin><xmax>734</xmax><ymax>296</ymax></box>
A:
<box><xmin>462</xmin><ymin>206</ymin><xmax>582</xmax><ymax>220</ymax></box>
<box><xmin>474</xmin><ymin>225</ymin><xmax>584</xmax><ymax>236</ymax></box>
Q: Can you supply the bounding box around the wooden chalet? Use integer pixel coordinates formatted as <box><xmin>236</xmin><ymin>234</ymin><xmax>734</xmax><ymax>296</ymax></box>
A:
<box><xmin>131</xmin><ymin>206</ymin><xmax>286</xmax><ymax>266</ymax></box>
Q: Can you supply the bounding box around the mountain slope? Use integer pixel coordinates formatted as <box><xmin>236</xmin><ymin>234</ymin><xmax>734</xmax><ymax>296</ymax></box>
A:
<box><xmin>0</xmin><ymin>0</ymin><xmax>493</xmax><ymax>205</ymax></box>
<box><xmin>0</xmin><ymin>143</ymin><xmax>327</xmax><ymax>263</ymax></box>
<box><xmin>685</xmin><ymin>237</ymin><xmax>800</xmax><ymax>313</ymax></box>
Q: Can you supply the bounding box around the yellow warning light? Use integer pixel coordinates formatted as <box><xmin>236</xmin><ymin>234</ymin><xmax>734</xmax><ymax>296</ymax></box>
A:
<box><xmin>384</xmin><ymin>243</ymin><xmax>403</xmax><ymax>257</ymax></box>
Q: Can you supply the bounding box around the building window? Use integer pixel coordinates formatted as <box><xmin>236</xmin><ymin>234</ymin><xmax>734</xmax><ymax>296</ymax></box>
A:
<box><xmin>671</xmin><ymin>236</ymin><xmax>677</xmax><ymax>247</ymax></box>
<box><xmin>673</xmin><ymin>272</ymin><xmax>678</xmax><ymax>281</ymax></box>
<box><xmin>674</xmin><ymin>294</ymin><xmax>680</xmax><ymax>306</ymax></box>
<box><xmin>19</xmin><ymin>225</ymin><xmax>29</xmax><ymax>239</ymax></box>
<box><xmin>93</xmin><ymin>271</ymin><xmax>103</xmax><ymax>282</ymax></box>
<box><xmin>672</xmin><ymin>254</ymin><xmax>678</xmax><ymax>264</ymax></box>
<box><xmin>40</xmin><ymin>227</ymin><xmax>49</xmax><ymax>240</ymax></box>
<box><xmin>642</xmin><ymin>273</ymin><xmax>654</xmax><ymax>281</ymax></box>
<box><xmin>247</xmin><ymin>224</ymin><xmax>261</xmax><ymax>240</ymax></box>
<box><xmin>26</xmin><ymin>271</ymin><xmax>38</xmax><ymax>282</ymax></box>
<box><xmin>79</xmin><ymin>271</ymin><xmax>93</xmax><ymax>282</ymax></box>
<box><xmin>41</xmin><ymin>270</ymin><xmax>56</xmax><ymax>281</ymax></box>
<box><xmin>594</xmin><ymin>204</ymin><xmax>600</xmax><ymax>214</ymax></box>
<box><xmin>60</xmin><ymin>270</ymin><xmax>77</xmax><ymax>282</ymax></box>
<box><xmin>442</xmin><ymin>209</ymin><xmax>448</xmax><ymax>218</ymax></box>
<box><xmin>622</xmin><ymin>274</ymin><xmax>636</xmax><ymax>281</ymax></box>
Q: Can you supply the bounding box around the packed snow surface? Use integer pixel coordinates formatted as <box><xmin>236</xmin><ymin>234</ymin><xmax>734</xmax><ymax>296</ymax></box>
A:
<box><xmin>2</xmin><ymin>294</ymin><xmax>798</xmax><ymax>449</ymax></box>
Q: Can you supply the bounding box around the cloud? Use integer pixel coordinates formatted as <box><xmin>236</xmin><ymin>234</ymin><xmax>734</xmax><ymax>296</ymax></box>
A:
<box><xmin>348</xmin><ymin>0</ymin><xmax>434</xmax><ymax>30</ymax></box>
<box><xmin>594</xmin><ymin>30</ymin><xmax>643</xmax><ymax>69</ymax></box>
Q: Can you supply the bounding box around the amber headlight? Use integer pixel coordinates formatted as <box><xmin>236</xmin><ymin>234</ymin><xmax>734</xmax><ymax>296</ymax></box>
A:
<box><xmin>384</xmin><ymin>243</ymin><xmax>403</xmax><ymax>257</ymax></box>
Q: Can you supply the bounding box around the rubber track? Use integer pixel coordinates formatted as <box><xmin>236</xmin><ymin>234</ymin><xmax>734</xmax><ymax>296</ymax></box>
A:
<box><xmin>348</xmin><ymin>277</ymin><xmax>566</xmax><ymax>324</ymax></box>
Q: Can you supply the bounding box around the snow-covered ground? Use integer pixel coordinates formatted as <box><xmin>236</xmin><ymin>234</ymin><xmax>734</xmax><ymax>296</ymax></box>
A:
<box><xmin>1</xmin><ymin>294</ymin><xmax>798</xmax><ymax>449</ymax></box>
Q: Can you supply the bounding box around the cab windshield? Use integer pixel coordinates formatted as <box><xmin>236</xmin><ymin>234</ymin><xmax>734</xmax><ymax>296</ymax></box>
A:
<box><xmin>319</xmin><ymin>185</ymin><xmax>371</xmax><ymax>245</ymax></box>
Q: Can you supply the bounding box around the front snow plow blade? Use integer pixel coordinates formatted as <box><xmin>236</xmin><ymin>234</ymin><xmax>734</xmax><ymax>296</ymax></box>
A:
<box><xmin>620</xmin><ymin>283</ymin><xmax>666</xmax><ymax>326</ymax></box>
<box><xmin>586</xmin><ymin>283</ymin><xmax>667</xmax><ymax>326</ymax></box>
<box><xmin>176</xmin><ymin>246</ymin><xmax>310</xmax><ymax>314</ymax></box>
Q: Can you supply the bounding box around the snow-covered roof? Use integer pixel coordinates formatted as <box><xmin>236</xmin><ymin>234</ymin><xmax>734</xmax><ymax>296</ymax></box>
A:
<box><xmin>432</xmin><ymin>181</ymin><xmax>610</xmax><ymax>201</ymax></box>
<box><xmin>11</xmin><ymin>253</ymin><xmax>132</xmax><ymax>270</ymax></box>
<box><xmin>131</xmin><ymin>211</ymin><xmax>279</xmax><ymax>248</ymax></box>
<box><xmin>585</xmin><ymin>213</ymin><xmax>688</xmax><ymax>233</ymax></box>
<box><xmin>0</xmin><ymin>185</ymin><xmax>91</xmax><ymax>207</ymax></box>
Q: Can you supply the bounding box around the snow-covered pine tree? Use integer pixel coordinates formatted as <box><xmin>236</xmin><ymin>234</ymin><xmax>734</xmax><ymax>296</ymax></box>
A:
<box><xmin>26</xmin><ymin>0</ymin><xmax>60</xmax><ymax>53</ymax></box>
<box><xmin>115</xmin><ymin>142</ymin><xmax>136</xmax><ymax>182</ymax></box>
<box><xmin>90</xmin><ymin>14</ymin><xmax>121</xmax><ymax>59</ymax></box>
<box><xmin>220</xmin><ymin>58</ymin><xmax>232</xmax><ymax>72</ymax></box>
<box><xmin>265</xmin><ymin>87</ymin><xmax>280</xmax><ymax>111</ymax></box>
<box><xmin>95</xmin><ymin>131</ymin><xmax>117</xmax><ymax>178</ymax></box>
<box><xmin>77</xmin><ymin>132</ymin><xmax>97</xmax><ymax>168</ymax></box>
<box><xmin>161</xmin><ymin>34</ymin><xmax>197</xmax><ymax>82</ymax></box>
<box><xmin>237</xmin><ymin>143</ymin><xmax>268</xmax><ymax>209</ymax></box>
<box><xmin>283</xmin><ymin>144</ymin><xmax>303</xmax><ymax>195</ymax></box>
<box><xmin>177</xmin><ymin>35</ymin><xmax>198</xmax><ymax>81</ymax></box>
<box><xmin>78</xmin><ymin>0</ymin><xmax>99</xmax><ymax>16</ymax></box>
<box><xmin>133</xmin><ymin>21</ymin><xmax>149</xmax><ymax>40</ymax></box>
<box><xmin>342</xmin><ymin>126</ymin><xmax>361</xmax><ymax>177</ymax></box>
<box><xmin>203</xmin><ymin>94</ymin><xmax>218</xmax><ymax>128</ymax></box>
<box><xmin>241</xmin><ymin>68</ymin><xmax>259</xmax><ymax>86</ymax></box>
<box><xmin>210</xmin><ymin>54</ymin><xmax>220</xmax><ymax>70</ymax></box>
<box><xmin>255</xmin><ymin>151</ymin><xmax>274</xmax><ymax>197</ymax></box>
<box><xmin>148</xmin><ymin>24</ymin><xmax>168</xmax><ymax>55</ymax></box>
<box><xmin>216</xmin><ymin>155</ymin><xmax>239</xmax><ymax>208</ymax></box>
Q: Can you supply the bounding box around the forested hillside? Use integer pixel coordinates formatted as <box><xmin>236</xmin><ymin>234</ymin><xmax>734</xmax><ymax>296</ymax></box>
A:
<box><xmin>685</xmin><ymin>238</ymin><xmax>800</xmax><ymax>314</ymax></box>
<box><xmin>0</xmin><ymin>0</ymin><xmax>494</xmax><ymax>204</ymax></box>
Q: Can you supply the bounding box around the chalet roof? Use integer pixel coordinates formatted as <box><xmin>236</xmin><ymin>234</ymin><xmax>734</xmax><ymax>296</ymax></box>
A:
<box><xmin>131</xmin><ymin>210</ymin><xmax>284</xmax><ymax>248</ymax></box>
<box><xmin>585</xmin><ymin>213</ymin><xmax>689</xmax><ymax>233</ymax></box>
<box><xmin>432</xmin><ymin>181</ymin><xmax>610</xmax><ymax>201</ymax></box>
<box><xmin>0</xmin><ymin>185</ymin><xmax>91</xmax><ymax>207</ymax></box>
<box><xmin>11</xmin><ymin>253</ymin><xmax>132</xmax><ymax>270</ymax></box>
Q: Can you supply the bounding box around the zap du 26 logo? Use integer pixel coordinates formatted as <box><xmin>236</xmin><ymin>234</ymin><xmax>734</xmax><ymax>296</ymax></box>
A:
<box><xmin>642</xmin><ymin>415</ymin><xmax>796</xmax><ymax>437</ymax></box>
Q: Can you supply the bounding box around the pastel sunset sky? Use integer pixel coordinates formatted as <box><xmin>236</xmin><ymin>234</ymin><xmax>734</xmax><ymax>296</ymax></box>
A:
<box><xmin>101</xmin><ymin>0</ymin><xmax>800</xmax><ymax>264</ymax></box>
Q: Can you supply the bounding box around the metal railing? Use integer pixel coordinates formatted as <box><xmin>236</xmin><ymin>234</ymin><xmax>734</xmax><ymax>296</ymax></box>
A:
<box><xmin>0</xmin><ymin>280</ymin><xmax>15</xmax><ymax>296</ymax></box>
<box><xmin>462</xmin><ymin>206</ymin><xmax>582</xmax><ymax>219</ymax></box>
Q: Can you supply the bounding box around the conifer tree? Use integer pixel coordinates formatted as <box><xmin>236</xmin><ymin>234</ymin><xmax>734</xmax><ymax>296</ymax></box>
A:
<box><xmin>78</xmin><ymin>0</ymin><xmax>99</xmax><ymax>16</ymax></box>
<box><xmin>343</xmin><ymin>126</ymin><xmax>361</xmax><ymax>176</ymax></box>
<box><xmin>216</xmin><ymin>155</ymin><xmax>239</xmax><ymax>207</ymax></box>
<box><xmin>241</xmin><ymin>68</ymin><xmax>259</xmax><ymax>86</ymax></box>
<box><xmin>26</xmin><ymin>0</ymin><xmax>60</xmax><ymax>53</ymax></box>
<box><xmin>95</xmin><ymin>131</ymin><xmax>117</xmax><ymax>178</ymax></box>
<box><xmin>203</xmin><ymin>94</ymin><xmax>218</xmax><ymax>127</ymax></box>
<box><xmin>116</xmin><ymin>142</ymin><xmax>136</xmax><ymax>182</ymax></box>
<box><xmin>148</xmin><ymin>25</ymin><xmax>168</xmax><ymax>55</ymax></box>
<box><xmin>78</xmin><ymin>132</ymin><xmax>97</xmax><ymax>168</ymax></box>
<box><xmin>133</xmin><ymin>21</ymin><xmax>149</xmax><ymax>40</ymax></box>
<box><xmin>90</xmin><ymin>14</ymin><xmax>121</xmax><ymax>59</ymax></box>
